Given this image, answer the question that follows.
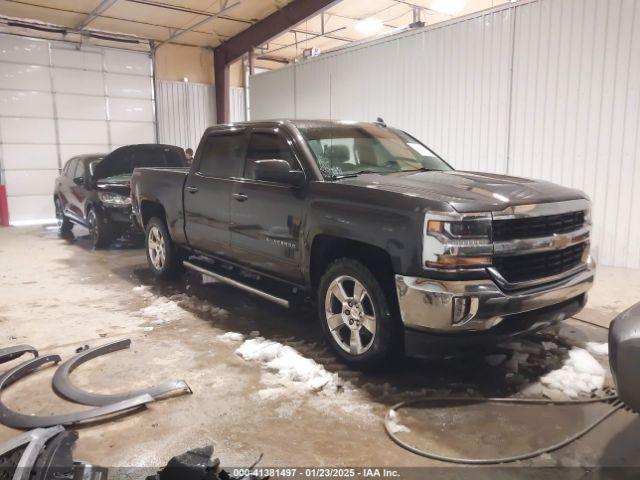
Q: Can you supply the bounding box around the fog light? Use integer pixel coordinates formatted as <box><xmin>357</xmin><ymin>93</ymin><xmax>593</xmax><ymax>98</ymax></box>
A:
<box><xmin>452</xmin><ymin>296</ymin><xmax>479</xmax><ymax>325</ymax></box>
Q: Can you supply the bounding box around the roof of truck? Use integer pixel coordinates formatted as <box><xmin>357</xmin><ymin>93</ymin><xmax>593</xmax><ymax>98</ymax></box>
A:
<box><xmin>205</xmin><ymin>119</ymin><xmax>387</xmax><ymax>131</ymax></box>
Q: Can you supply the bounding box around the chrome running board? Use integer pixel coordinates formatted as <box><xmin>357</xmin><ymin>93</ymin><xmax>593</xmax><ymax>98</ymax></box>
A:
<box><xmin>183</xmin><ymin>260</ymin><xmax>290</xmax><ymax>308</ymax></box>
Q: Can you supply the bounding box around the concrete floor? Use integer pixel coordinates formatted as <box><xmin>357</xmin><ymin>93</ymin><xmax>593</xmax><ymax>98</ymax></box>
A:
<box><xmin>1</xmin><ymin>226</ymin><xmax>639</xmax><ymax>477</ymax></box>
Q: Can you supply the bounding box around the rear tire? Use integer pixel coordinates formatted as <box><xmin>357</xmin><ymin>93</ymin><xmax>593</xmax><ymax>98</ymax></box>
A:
<box><xmin>145</xmin><ymin>217</ymin><xmax>182</xmax><ymax>279</ymax></box>
<box><xmin>54</xmin><ymin>197</ymin><xmax>73</xmax><ymax>234</ymax></box>
<box><xmin>87</xmin><ymin>207</ymin><xmax>113</xmax><ymax>249</ymax></box>
<box><xmin>318</xmin><ymin>258</ymin><xmax>400</xmax><ymax>370</ymax></box>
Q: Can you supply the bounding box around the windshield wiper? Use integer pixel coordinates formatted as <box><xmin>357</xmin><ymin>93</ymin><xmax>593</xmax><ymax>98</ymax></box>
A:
<box><xmin>331</xmin><ymin>169</ymin><xmax>385</xmax><ymax>179</ymax></box>
<box><xmin>401</xmin><ymin>167</ymin><xmax>440</xmax><ymax>173</ymax></box>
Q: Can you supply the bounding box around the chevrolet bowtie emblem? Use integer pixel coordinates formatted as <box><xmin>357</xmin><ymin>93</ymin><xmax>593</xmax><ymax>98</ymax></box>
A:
<box><xmin>553</xmin><ymin>235</ymin><xmax>572</xmax><ymax>249</ymax></box>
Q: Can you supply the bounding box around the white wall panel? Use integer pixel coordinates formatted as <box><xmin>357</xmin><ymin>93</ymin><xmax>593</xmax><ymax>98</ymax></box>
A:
<box><xmin>52</xmin><ymin>68</ymin><xmax>104</xmax><ymax>95</ymax></box>
<box><xmin>230</xmin><ymin>86</ymin><xmax>246</xmax><ymax>123</ymax></box>
<box><xmin>250</xmin><ymin>68</ymin><xmax>294</xmax><ymax>120</ymax></box>
<box><xmin>1</xmin><ymin>144</ymin><xmax>58</xmax><ymax>170</ymax></box>
<box><xmin>156</xmin><ymin>80</ymin><xmax>215</xmax><ymax>151</ymax></box>
<box><xmin>0</xmin><ymin>117</ymin><xmax>56</xmax><ymax>143</ymax></box>
<box><xmin>50</xmin><ymin>48</ymin><xmax>102</xmax><ymax>70</ymax></box>
<box><xmin>55</xmin><ymin>93</ymin><xmax>106</xmax><ymax>120</ymax></box>
<box><xmin>4</xmin><ymin>169</ymin><xmax>58</xmax><ymax>196</ymax></box>
<box><xmin>108</xmin><ymin>97</ymin><xmax>154</xmax><ymax>121</ymax></box>
<box><xmin>104</xmin><ymin>49</ymin><xmax>151</xmax><ymax>76</ymax></box>
<box><xmin>0</xmin><ymin>36</ymin><xmax>49</xmax><ymax>64</ymax></box>
<box><xmin>0</xmin><ymin>34</ymin><xmax>155</xmax><ymax>223</ymax></box>
<box><xmin>0</xmin><ymin>63</ymin><xmax>50</xmax><ymax>90</ymax></box>
<box><xmin>58</xmin><ymin>120</ymin><xmax>109</xmax><ymax>144</ymax></box>
<box><xmin>0</xmin><ymin>90</ymin><xmax>53</xmax><ymax>117</ymax></box>
<box><xmin>106</xmin><ymin>73</ymin><xmax>152</xmax><ymax>98</ymax></box>
<box><xmin>109</xmin><ymin>121</ymin><xmax>155</xmax><ymax>145</ymax></box>
<box><xmin>249</xmin><ymin>0</ymin><xmax>640</xmax><ymax>269</ymax></box>
<box><xmin>6</xmin><ymin>195</ymin><xmax>53</xmax><ymax>223</ymax></box>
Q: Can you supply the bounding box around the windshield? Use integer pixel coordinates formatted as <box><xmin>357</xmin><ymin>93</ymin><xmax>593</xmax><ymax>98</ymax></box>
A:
<box><xmin>299</xmin><ymin>124</ymin><xmax>452</xmax><ymax>178</ymax></box>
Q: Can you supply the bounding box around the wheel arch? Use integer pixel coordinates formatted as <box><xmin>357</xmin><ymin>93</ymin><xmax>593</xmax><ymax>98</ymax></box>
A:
<box><xmin>309</xmin><ymin>235</ymin><xmax>395</xmax><ymax>292</ymax></box>
<box><xmin>139</xmin><ymin>201</ymin><xmax>167</xmax><ymax>230</ymax></box>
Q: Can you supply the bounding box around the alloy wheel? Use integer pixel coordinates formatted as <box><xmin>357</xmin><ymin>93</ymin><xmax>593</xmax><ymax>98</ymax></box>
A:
<box><xmin>55</xmin><ymin>199</ymin><xmax>63</xmax><ymax>229</ymax></box>
<box><xmin>147</xmin><ymin>225</ymin><xmax>166</xmax><ymax>270</ymax></box>
<box><xmin>324</xmin><ymin>275</ymin><xmax>377</xmax><ymax>355</ymax></box>
<box><xmin>88</xmin><ymin>211</ymin><xmax>98</xmax><ymax>245</ymax></box>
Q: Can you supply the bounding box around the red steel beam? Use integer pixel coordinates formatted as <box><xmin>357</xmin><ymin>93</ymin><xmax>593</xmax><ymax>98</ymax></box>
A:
<box><xmin>214</xmin><ymin>0</ymin><xmax>341</xmax><ymax>123</ymax></box>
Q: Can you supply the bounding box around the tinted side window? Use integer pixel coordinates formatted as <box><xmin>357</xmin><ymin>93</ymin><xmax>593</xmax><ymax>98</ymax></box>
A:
<box><xmin>65</xmin><ymin>159</ymin><xmax>78</xmax><ymax>178</ymax></box>
<box><xmin>73</xmin><ymin>160</ymin><xmax>86</xmax><ymax>179</ymax></box>
<box><xmin>244</xmin><ymin>132</ymin><xmax>299</xmax><ymax>180</ymax></box>
<box><xmin>197</xmin><ymin>133</ymin><xmax>245</xmax><ymax>178</ymax></box>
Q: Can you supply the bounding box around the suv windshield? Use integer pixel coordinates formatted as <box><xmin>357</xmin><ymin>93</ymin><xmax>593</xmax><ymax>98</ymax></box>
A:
<box><xmin>299</xmin><ymin>124</ymin><xmax>452</xmax><ymax>178</ymax></box>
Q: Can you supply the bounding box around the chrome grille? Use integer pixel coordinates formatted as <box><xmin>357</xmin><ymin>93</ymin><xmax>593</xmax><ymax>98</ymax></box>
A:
<box><xmin>493</xmin><ymin>243</ymin><xmax>586</xmax><ymax>284</ymax></box>
<box><xmin>492</xmin><ymin>211</ymin><xmax>585</xmax><ymax>241</ymax></box>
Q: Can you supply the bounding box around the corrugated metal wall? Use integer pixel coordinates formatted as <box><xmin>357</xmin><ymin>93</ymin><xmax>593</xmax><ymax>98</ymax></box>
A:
<box><xmin>156</xmin><ymin>81</ymin><xmax>246</xmax><ymax>151</ymax></box>
<box><xmin>249</xmin><ymin>0</ymin><xmax>640</xmax><ymax>269</ymax></box>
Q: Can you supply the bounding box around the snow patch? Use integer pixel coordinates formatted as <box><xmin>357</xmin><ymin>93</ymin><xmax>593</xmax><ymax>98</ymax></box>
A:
<box><xmin>236</xmin><ymin>337</ymin><xmax>339</xmax><ymax>393</ymax></box>
<box><xmin>138</xmin><ymin>297</ymin><xmax>185</xmax><ymax>324</ymax></box>
<box><xmin>217</xmin><ymin>332</ymin><xmax>244</xmax><ymax>343</ymax></box>
<box><xmin>387</xmin><ymin>410</ymin><xmax>411</xmax><ymax>434</ymax></box>
<box><xmin>585</xmin><ymin>342</ymin><xmax>608</xmax><ymax>356</ymax></box>
<box><xmin>132</xmin><ymin>285</ymin><xmax>154</xmax><ymax>298</ymax></box>
<box><xmin>540</xmin><ymin>347</ymin><xmax>605</xmax><ymax>398</ymax></box>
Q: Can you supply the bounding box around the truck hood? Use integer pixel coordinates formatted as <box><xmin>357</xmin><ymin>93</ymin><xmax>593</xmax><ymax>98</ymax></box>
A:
<box><xmin>337</xmin><ymin>170</ymin><xmax>587</xmax><ymax>212</ymax></box>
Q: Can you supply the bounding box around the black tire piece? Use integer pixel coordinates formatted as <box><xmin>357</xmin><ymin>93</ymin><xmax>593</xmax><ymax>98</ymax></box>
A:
<box><xmin>87</xmin><ymin>208</ymin><xmax>113</xmax><ymax>249</ymax></box>
<box><xmin>318</xmin><ymin>258</ymin><xmax>401</xmax><ymax>370</ymax></box>
<box><xmin>145</xmin><ymin>217</ymin><xmax>183</xmax><ymax>279</ymax></box>
<box><xmin>54</xmin><ymin>198</ymin><xmax>73</xmax><ymax>234</ymax></box>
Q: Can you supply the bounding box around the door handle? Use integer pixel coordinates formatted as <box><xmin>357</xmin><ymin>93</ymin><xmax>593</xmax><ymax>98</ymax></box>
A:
<box><xmin>232</xmin><ymin>193</ymin><xmax>248</xmax><ymax>202</ymax></box>
<box><xmin>186</xmin><ymin>185</ymin><xmax>199</xmax><ymax>194</ymax></box>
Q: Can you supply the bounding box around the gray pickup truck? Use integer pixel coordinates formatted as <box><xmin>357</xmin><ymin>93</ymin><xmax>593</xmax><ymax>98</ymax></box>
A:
<box><xmin>131</xmin><ymin>120</ymin><xmax>595</xmax><ymax>368</ymax></box>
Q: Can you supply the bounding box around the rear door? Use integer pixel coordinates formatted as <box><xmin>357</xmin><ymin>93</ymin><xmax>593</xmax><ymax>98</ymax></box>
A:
<box><xmin>68</xmin><ymin>158</ymin><xmax>90</xmax><ymax>220</ymax></box>
<box><xmin>229</xmin><ymin>127</ymin><xmax>307</xmax><ymax>282</ymax></box>
<box><xmin>183</xmin><ymin>128</ymin><xmax>248</xmax><ymax>258</ymax></box>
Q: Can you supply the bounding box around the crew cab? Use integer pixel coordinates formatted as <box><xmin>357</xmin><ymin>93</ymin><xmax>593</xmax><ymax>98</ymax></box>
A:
<box><xmin>131</xmin><ymin>120</ymin><xmax>595</xmax><ymax>368</ymax></box>
<box><xmin>54</xmin><ymin>144</ymin><xmax>186</xmax><ymax>248</ymax></box>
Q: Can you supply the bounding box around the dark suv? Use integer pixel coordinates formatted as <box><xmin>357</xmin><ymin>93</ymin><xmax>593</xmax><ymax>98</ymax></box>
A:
<box><xmin>54</xmin><ymin>144</ymin><xmax>186</xmax><ymax>248</ymax></box>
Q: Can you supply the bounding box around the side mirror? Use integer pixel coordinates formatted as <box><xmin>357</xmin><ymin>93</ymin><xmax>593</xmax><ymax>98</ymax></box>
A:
<box><xmin>73</xmin><ymin>176</ymin><xmax>85</xmax><ymax>186</ymax></box>
<box><xmin>252</xmin><ymin>159</ymin><xmax>305</xmax><ymax>187</ymax></box>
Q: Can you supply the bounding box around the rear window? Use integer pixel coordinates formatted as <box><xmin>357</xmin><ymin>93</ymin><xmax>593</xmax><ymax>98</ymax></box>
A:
<box><xmin>197</xmin><ymin>133</ymin><xmax>245</xmax><ymax>178</ymax></box>
<box><xmin>132</xmin><ymin>147</ymin><xmax>186</xmax><ymax>168</ymax></box>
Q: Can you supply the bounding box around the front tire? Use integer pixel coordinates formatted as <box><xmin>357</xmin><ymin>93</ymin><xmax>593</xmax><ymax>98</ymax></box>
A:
<box><xmin>145</xmin><ymin>217</ymin><xmax>182</xmax><ymax>279</ymax></box>
<box><xmin>318</xmin><ymin>258</ymin><xmax>400</xmax><ymax>369</ymax></box>
<box><xmin>54</xmin><ymin>197</ymin><xmax>73</xmax><ymax>234</ymax></box>
<box><xmin>87</xmin><ymin>208</ymin><xmax>113</xmax><ymax>249</ymax></box>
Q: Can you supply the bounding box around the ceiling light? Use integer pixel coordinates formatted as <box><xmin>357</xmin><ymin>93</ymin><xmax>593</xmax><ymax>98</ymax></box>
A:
<box><xmin>430</xmin><ymin>0</ymin><xmax>466</xmax><ymax>15</ymax></box>
<box><xmin>355</xmin><ymin>17</ymin><xmax>384</xmax><ymax>35</ymax></box>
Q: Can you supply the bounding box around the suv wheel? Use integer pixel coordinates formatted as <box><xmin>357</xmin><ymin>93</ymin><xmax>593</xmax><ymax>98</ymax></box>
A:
<box><xmin>87</xmin><ymin>208</ymin><xmax>113</xmax><ymax>249</ymax></box>
<box><xmin>145</xmin><ymin>217</ymin><xmax>182</xmax><ymax>279</ymax></box>
<box><xmin>318</xmin><ymin>258</ymin><xmax>399</xmax><ymax>369</ymax></box>
<box><xmin>54</xmin><ymin>198</ymin><xmax>73</xmax><ymax>234</ymax></box>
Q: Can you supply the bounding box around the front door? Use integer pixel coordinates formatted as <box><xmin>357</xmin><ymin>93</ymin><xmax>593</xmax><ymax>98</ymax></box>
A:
<box><xmin>183</xmin><ymin>129</ymin><xmax>247</xmax><ymax>258</ymax></box>
<box><xmin>230</xmin><ymin>128</ymin><xmax>307</xmax><ymax>283</ymax></box>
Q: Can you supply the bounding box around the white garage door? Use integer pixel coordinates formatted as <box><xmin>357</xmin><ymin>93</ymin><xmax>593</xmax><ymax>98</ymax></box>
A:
<box><xmin>0</xmin><ymin>34</ymin><xmax>156</xmax><ymax>224</ymax></box>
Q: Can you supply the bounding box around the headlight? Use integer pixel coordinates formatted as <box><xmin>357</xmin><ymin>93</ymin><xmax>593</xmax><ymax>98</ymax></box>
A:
<box><xmin>423</xmin><ymin>215</ymin><xmax>492</xmax><ymax>269</ymax></box>
<box><xmin>427</xmin><ymin>220</ymin><xmax>491</xmax><ymax>239</ymax></box>
<box><xmin>98</xmin><ymin>192</ymin><xmax>131</xmax><ymax>206</ymax></box>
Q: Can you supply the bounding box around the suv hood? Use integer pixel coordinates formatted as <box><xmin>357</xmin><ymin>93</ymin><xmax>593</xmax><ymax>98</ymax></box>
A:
<box><xmin>96</xmin><ymin>174</ymin><xmax>131</xmax><ymax>196</ymax></box>
<box><xmin>338</xmin><ymin>170</ymin><xmax>587</xmax><ymax>212</ymax></box>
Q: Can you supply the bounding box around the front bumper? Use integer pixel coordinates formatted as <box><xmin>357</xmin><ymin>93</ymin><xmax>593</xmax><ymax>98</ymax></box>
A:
<box><xmin>395</xmin><ymin>256</ymin><xmax>595</xmax><ymax>334</ymax></box>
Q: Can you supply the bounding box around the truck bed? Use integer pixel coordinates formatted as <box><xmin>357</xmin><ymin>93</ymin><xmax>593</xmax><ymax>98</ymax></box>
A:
<box><xmin>131</xmin><ymin>167</ymin><xmax>189</xmax><ymax>243</ymax></box>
